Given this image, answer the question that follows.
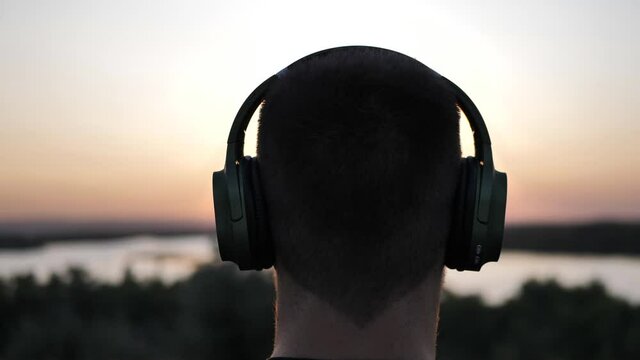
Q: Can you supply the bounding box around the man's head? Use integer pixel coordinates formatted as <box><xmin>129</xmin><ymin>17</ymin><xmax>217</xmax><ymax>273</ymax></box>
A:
<box><xmin>257</xmin><ymin>47</ymin><xmax>461</xmax><ymax>326</ymax></box>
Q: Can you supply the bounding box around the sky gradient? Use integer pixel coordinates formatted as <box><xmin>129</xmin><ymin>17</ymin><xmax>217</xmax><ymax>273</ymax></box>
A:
<box><xmin>1</xmin><ymin>0</ymin><xmax>639</xmax><ymax>225</ymax></box>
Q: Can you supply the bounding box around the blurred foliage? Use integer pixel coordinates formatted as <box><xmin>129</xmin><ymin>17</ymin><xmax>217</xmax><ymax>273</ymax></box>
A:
<box><xmin>0</xmin><ymin>265</ymin><xmax>274</xmax><ymax>360</ymax></box>
<box><xmin>438</xmin><ymin>281</ymin><xmax>640</xmax><ymax>360</ymax></box>
<box><xmin>0</xmin><ymin>265</ymin><xmax>638</xmax><ymax>360</ymax></box>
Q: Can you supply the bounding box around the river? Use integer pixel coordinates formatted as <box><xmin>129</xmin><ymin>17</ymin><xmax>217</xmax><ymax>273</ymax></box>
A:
<box><xmin>0</xmin><ymin>235</ymin><xmax>639</xmax><ymax>305</ymax></box>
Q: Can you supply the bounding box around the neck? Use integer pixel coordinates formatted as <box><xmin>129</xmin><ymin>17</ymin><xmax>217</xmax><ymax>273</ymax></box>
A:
<box><xmin>271</xmin><ymin>269</ymin><xmax>444</xmax><ymax>360</ymax></box>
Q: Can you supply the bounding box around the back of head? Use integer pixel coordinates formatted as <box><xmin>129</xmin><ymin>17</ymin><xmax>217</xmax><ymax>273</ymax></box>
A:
<box><xmin>257</xmin><ymin>47</ymin><xmax>461</xmax><ymax>326</ymax></box>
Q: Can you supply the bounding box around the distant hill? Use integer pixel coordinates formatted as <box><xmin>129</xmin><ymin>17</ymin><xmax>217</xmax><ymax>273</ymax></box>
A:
<box><xmin>1</xmin><ymin>220</ymin><xmax>639</xmax><ymax>256</ymax></box>
<box><xmin>504</xmin><ymin>221</ymin><xmax>640</xmax><ymax>255</ymax></box>
<box><xmin>0</xmin><ymin>220</ymin><xmax>213</xmax><ymax>248</ymax></box>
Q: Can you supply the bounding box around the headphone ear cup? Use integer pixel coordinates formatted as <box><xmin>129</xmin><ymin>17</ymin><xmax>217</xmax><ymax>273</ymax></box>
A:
<box><xmin>446</xmin><ymin>157</ymin><xmax>479</xmax><ymax>271</ymax></box>
<box><xmin>213</xmin><ymin>162</ymin><xmax>252</xmax><ymax>268</ymax></box>
<box><xmin>213</xmin><ymin>157</ymin><xmax>274</xmax><ymax>271</ymax></box>
<box><xmin>247</xmin><ymin>158</ymin><xmax>275</xmax><ymax>269</ymax></box>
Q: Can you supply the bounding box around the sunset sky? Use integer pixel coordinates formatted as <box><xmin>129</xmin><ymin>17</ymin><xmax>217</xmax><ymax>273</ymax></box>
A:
<box><xmin>1</xmin><ymin>0</ymin><xmax>639</xmax><ymax>225</ymax></box>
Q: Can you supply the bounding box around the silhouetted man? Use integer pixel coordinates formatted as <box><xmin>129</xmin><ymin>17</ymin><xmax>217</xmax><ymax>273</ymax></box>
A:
<box><xmin>257</xmin><ymin>47</ymin><xmax>461</xmax><ymax>360</ymax></box>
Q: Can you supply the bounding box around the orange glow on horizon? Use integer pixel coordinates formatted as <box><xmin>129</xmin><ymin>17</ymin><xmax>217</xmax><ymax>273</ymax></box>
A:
<box><xmin>1</xmin><ymin>0</ymin><xmax>639</xmax><ymax>225</ymax></box>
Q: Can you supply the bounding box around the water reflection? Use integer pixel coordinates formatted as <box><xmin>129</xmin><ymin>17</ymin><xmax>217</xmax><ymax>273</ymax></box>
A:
<box><xmin>1</xmin><ymin>235</ymin><xmax>639</xmax><ymax>305</ymax></box>
<box><xmin>0</xmin><ymin>235</ymin><xmax>215</xmax><ymax>283</ymax></box>
<box><xmin>444</xmin><ymin>251</ymin><xmax>640</xmax><ymax>304</ymax></box>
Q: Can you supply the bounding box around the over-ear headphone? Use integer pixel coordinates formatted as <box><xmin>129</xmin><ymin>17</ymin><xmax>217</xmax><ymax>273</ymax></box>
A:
<box><xmin>212</xmin><ymin>46</ymin><xmax>507</xmax><ymax>272</ymax></box>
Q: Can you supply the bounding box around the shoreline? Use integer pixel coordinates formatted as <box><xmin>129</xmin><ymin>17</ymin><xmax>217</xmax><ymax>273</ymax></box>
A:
<box><xmin>0</xmin><ymin>221</ymin><xmax>639</xmax><ymax>256</ymax></box>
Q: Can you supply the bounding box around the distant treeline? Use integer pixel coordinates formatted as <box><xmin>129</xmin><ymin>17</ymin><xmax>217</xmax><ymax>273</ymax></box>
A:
<box><xmin>1</xmin><ymin>220</ymin><xmax>640</xmax><ymax>256</ymax></box>
<box><xmin>504</xmin><ymin>221</ymin><xmax>640</xmax><ymax>255</ymax></box>
<box><xmin>0</xmin><ymin>265</ymin><xmax>638</xmax><ymax>360</ymax></box>
<box><xmin>0</xmin><ymin>221</ymin><xmax>213</xmax><ymax>248</ymax></box>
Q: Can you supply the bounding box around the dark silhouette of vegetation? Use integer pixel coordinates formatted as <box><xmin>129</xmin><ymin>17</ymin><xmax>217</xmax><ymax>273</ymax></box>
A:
<box><xmin>0</xmin><ymin>265</ymin><xmax>638</xmax><ymax>359</ymax></box>
<box><xmin>2</xmin><ymin>221</ymin><xmax>640</xmax><ymax>256</ymax></box>
<box><xmin>504</xmin><ymin>221</ymin><xmax>640</xmax><ymax>255</ymax></box>
<box><xmin>438</xmin><ymin>281</ymin><xmax>640</xmax><ymax>359</ymax></box>
<box><xmin>0</xmin><ymin>221</ymin><xmax>212</xmax><ymax>249</ymax></box>
<box><xmin>0</xmin><ymin>265</ymin><xmax>273</xmax><ymax>360</ymax></box>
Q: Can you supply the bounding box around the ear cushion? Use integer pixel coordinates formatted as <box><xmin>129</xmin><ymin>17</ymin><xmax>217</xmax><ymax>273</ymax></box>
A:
<box><xmin>243</xmin><ymin>157</ymin><xmax>275</xmax><ymax>269</ymax></box>
<box><xmin>445</xmin><ymin>157</ymin><xmax>479</xmax><ymax>270</ymax></box>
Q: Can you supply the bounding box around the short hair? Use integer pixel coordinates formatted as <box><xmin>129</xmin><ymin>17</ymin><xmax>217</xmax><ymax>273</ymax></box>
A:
<box><xmin>257</xmin><ymin>47</ymin><xmax>461</xmax><ymax>326</ymax></box>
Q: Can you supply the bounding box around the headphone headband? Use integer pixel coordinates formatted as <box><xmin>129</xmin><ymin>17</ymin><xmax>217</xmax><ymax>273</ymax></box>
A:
<box><xmin>226</xmin><ymin>75</ymin><xmax>278</xmax><ymax>164</ymax></box>
<box><xmin>442</xmin><ymin>77</ymin><xmax>493</xmax><ymax>168</ymax></box>
<box><xmin>225</xmin><ymin>46</ymin><xmax>494</xmax><ymax>169</ymax></box>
